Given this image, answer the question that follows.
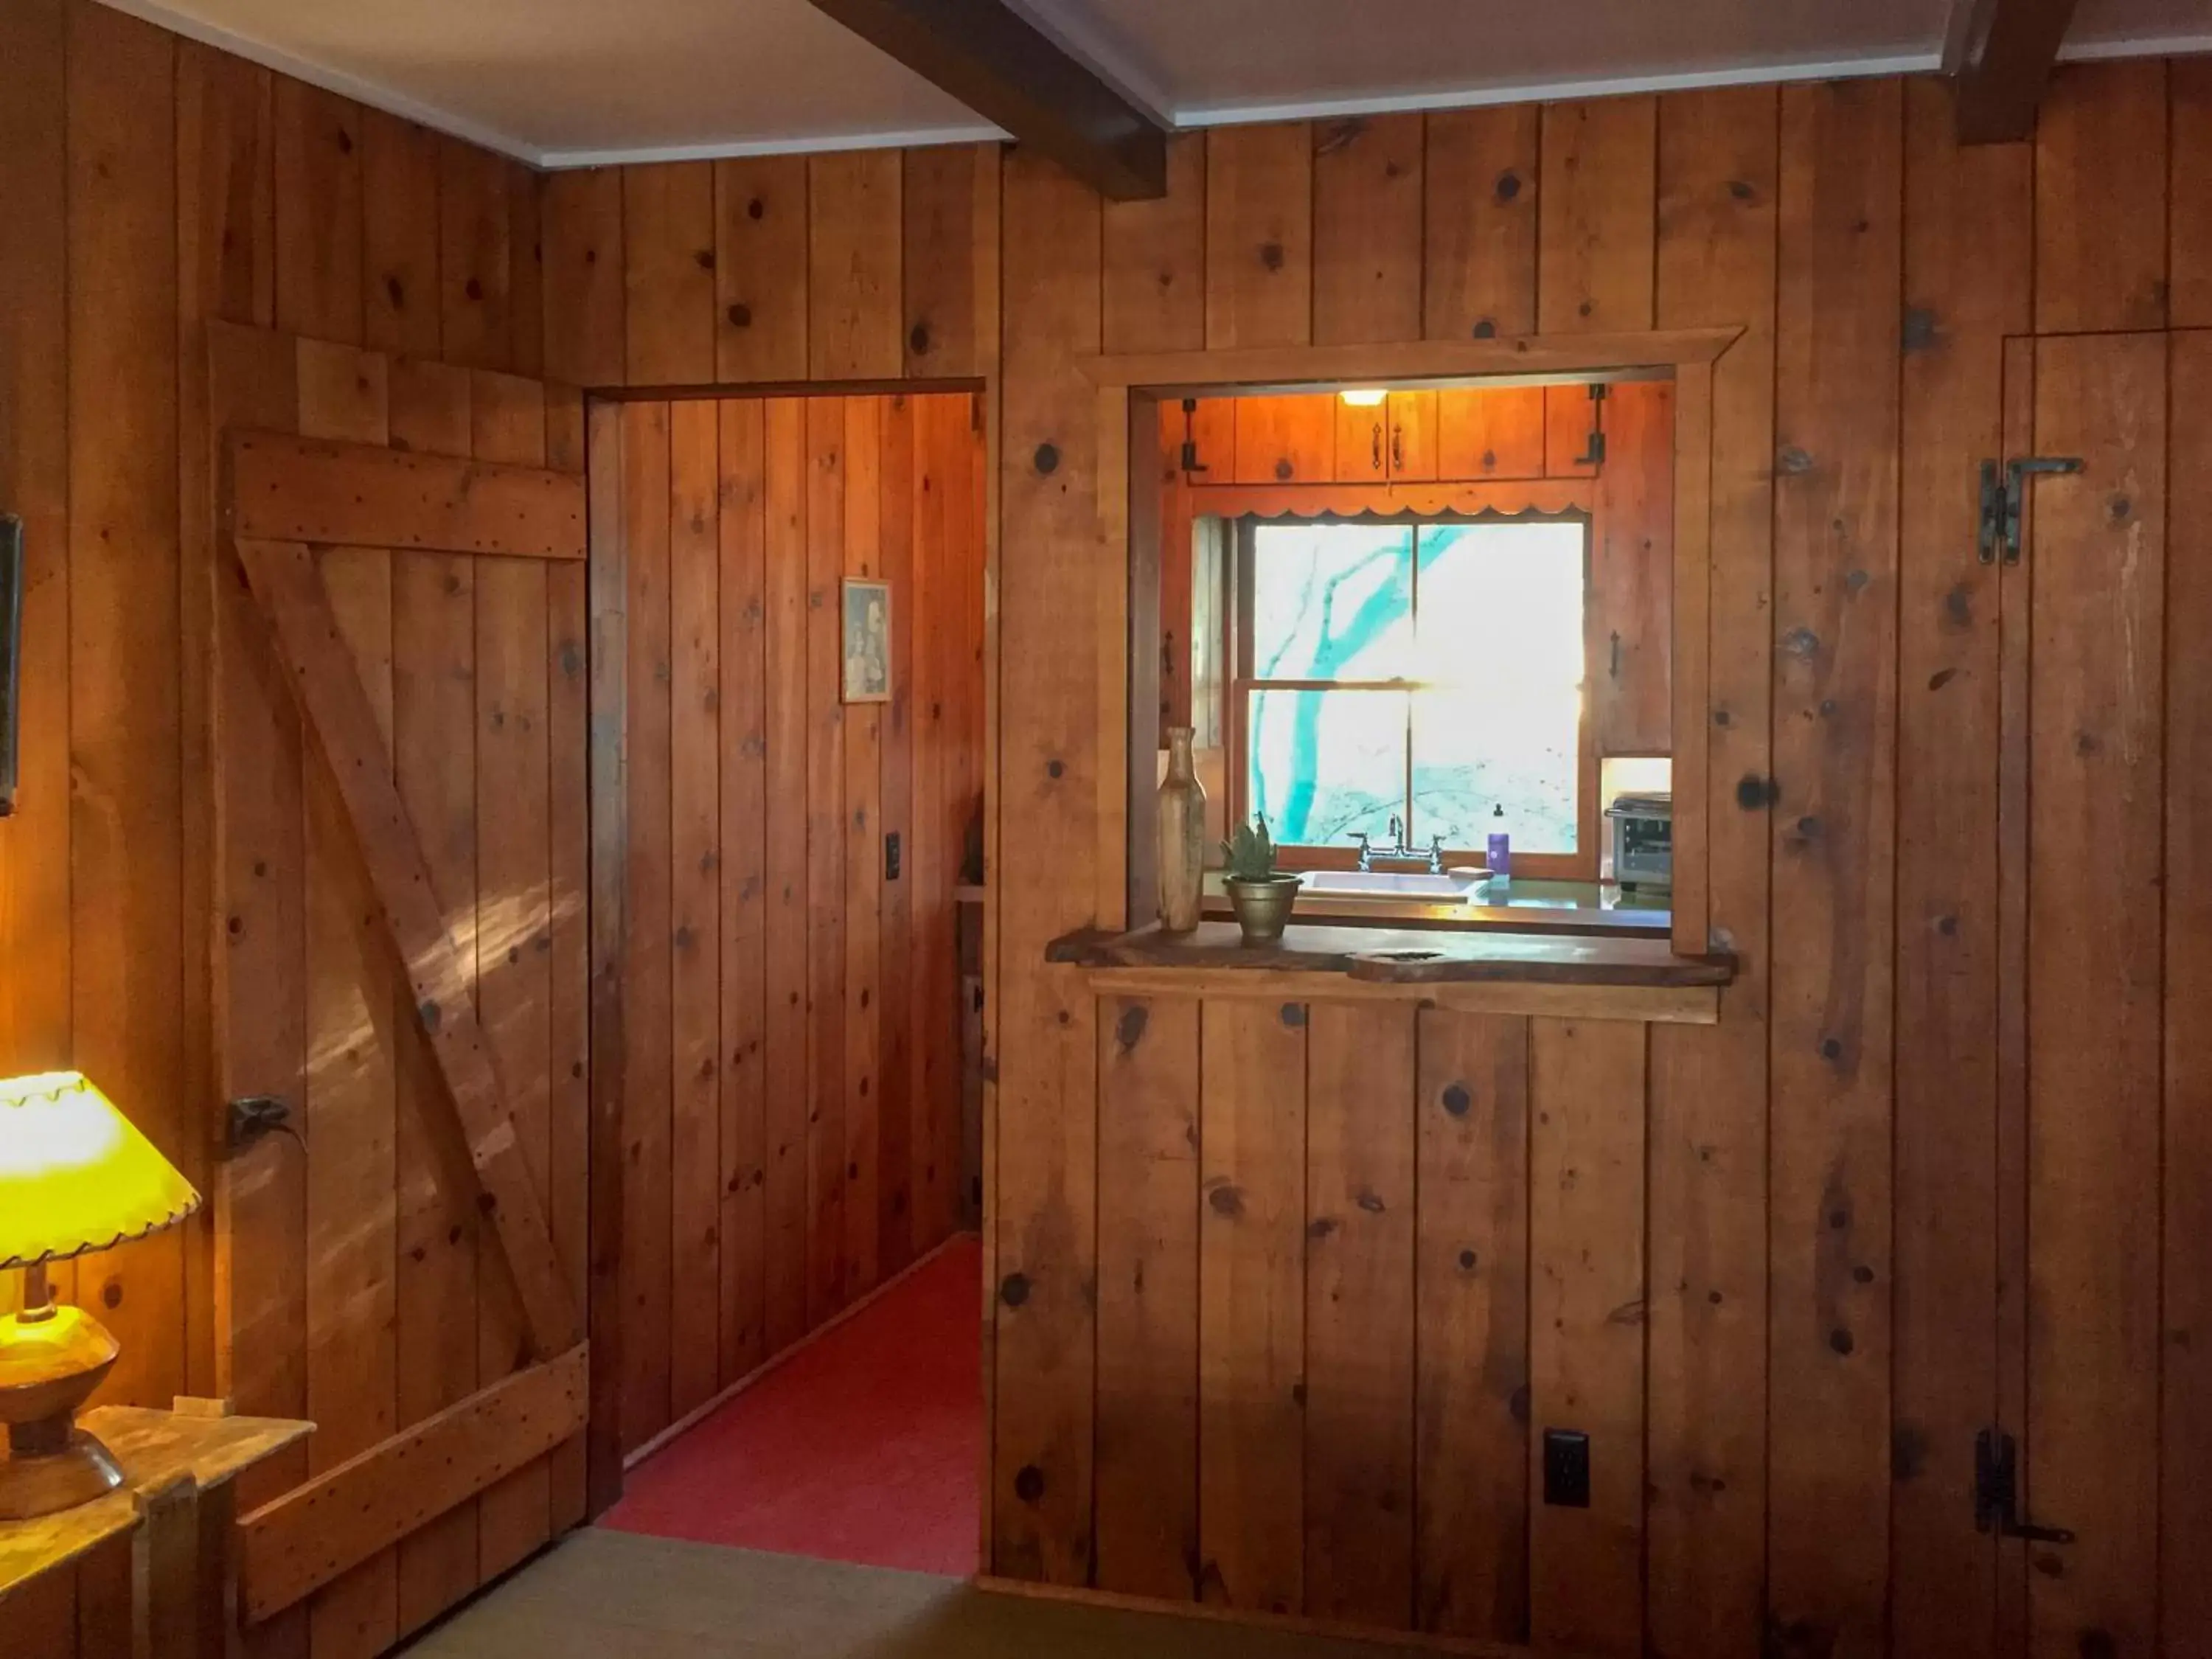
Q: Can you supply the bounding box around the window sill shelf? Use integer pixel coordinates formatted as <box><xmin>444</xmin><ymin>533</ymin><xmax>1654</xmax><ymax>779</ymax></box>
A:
<box><xmin>1046</xmin><ymin>922</ymin><xmax>1732</xmax><ymax>1026</ymax></box>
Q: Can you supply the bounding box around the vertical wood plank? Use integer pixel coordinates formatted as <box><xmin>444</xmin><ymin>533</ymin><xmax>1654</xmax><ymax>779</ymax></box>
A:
<box><xmin>842</xmin><ymin>396</ymin><xmax>884</xmax><ymax>1301</ymax></box>
<box><xmin>992</xmin><ymin>150</ymin><xmax>1103</xmax><ymax>1587</ymax></box>
<box><xmin>2034</xmin><ymin>61</ymin><xmax>2168</xmax><ymax>335</ymax></box>
<box><xmin>1304</xmin><ymin>1002</ymin><xmax>1416</xmax><ymax>1628</ymax></box>
<box><xmin>624</xmin><ymin>163</ymin><xmax>717</xmax><ymax>386</ymax></box>
<box><xmin>618</xmin><ymin>399</ymin><xmax>674</xmax><ymax>1453</ymax></box>
<box><xmin>2165</xmin><ymin>329</ymin><xmax>2212</xmax><ymax>1659</ymax></box>
<box><xmin>389</xmin><ymin>361</ymin><xmax>483</xmax><ymax>1635</ymax></box>
<box><xmin>714</xmin><ymin>156</ymin><xmax>810</xmax><ymax>383</ymax></box>
<box><xmin>1311</xmin><ymin>114</ymin><xmax>1423</xmax><ymax>347</ymax></box>
<box><xmin>717</xmin><ymin>397</ymin><xmax>770</xmax><ymax>1384</ymax></box>
<box><xmin>273</xmin><ymin>80</ymin><xmax>364</xmax><ymax>344</ymax></box>
<box><xmin>809</xmin><ymin>151</ymin><xmax>903</xmax><ymax>380</ymax></box>
<box><xmin>1204</xmin><ymin>124</ymin><xmax>1314</xmax><ymax>349</ymax></box>
<box><xmin>361</xmin><ymin>111</ymin><xmax>442</xmax><ymax>358</ymax></box>
<box><xmin>68</xmin><ymin>0</ymin><xmax>185</xmax><ymax>1410</ymax></box>
<box><xmin>470</xmin><ymin>369</ymin><xmax>555</xmax><ymax>1581</ymax></box>
<box><xmin>1423</xmin><ymin>107</ymin><xmax>1540</xmax><ymax>340</ymax></box>
<box><xmin>666</xmin><ymin>396</ymin><xmax>725</xmax><ymax>1422</ymax></box>
<box><xmin>1889</xmin><ymin>76</ymin><xmax>2028</xmax><ymax>1659</ymax></box>
<box><xmin>1413</xmin><ymin>1010</ymin><xmax>1530</xmax><ymax>1644</ymax></box>
<box><xmin>1093</xmin><ymin>994</ymin><xmax>1200</xmax><ymax>1601</ymax></box>
<box><xmin>2174</xmin><ymin>61</ymin><xmax>2212</xmax><ymax>330</ymax></box>
<box><xmin>1197</xmin><ymin>997</ymin><xmax>1307</xmax><ymax>1617</ymax></box>
<box><xmin>902</xmin><ymin>144</ymin><xmax>998</xmax><ymax>379</ymax></box>
<box><xmin>507</xmin><ymin>160</ymin><xmax>543</xmax><ymax>378</ymax></box>
<box><xmin>205</xmin><ymin>321</ymin><xmax>301</xmax><ymax>1537</ymax></box>
<box><xmin>584</xmin><ymin>395</ymin><xmax>630</xmax><ymax>1515</ymax></box>
<box><xmin>545</xmin><ymin>406</ymin><xmax>593</xmax><ymax>1530</ymax></box>
<box><xmin>1646</xmin><ymin>79</ymin><xmax>1778</xmax><ymax>1659</ymax></box>
<box><xmin>439</xmin><ymin>136</ymin><xmax>515</xmax><ymax>372</ymax></box>
<box><xmin>876</xmin><ymin>395</ymin><xmax>916</xmax><ymax>1271</ymax></box>
<box><xmin>1103</xmin><ymin>133</ymin><xmax>1206</xmax><ymax>355</ymax></box>
<box><xmin>543</xmin><ymin>168</ymin><xmax>628</xmax><ymax>389</ymax></box>
<box><xmin>762</xmin><ymin>397</ymin><xmax>811</xmax><ymax>1354</ymax></box>
<box><xmin>1537</xmin><ymin>97</ymin><xmax>1658</xmax><ymax>334</ymax></box>
<box><xmin>2025</xmin><ymin>333</ymin><xmax>2164</xmax><ymax>1659</ymax></box>
<box><xmin>0</xmin><ymin>0</ymin><xmax>70</xmax><ymax>1326</ymax></box>
<box><xmin>1527</xmin><ymin>1018</ymin><xmax>1645</xmax><ymax>1659</ymax></box>
<box><xmin>1768</xmin><ymin>77</ymin><xmax>1902</xmax><ymax>1659</ymax></box>
<box><xmin>296</xmin><ymin>346</ymin><xmax>400</xmax><ymax>1659</ymax></box>
<box><xmin>176</xmin><ymin>35</ymin><xmax>276</xmax><ymax>1405</ymax></box>
<box><xmin>804</xmin><ymin>395</ymin><xmax>849</xmax><ymax>1324</ymax></box>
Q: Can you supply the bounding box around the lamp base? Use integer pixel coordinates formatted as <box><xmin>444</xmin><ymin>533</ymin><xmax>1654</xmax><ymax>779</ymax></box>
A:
<box><xmin>0</xmin><ymin>1426</ymin><xmax>123</xmax><ymax>1520</ymax></box>
<box><xmin>0</xmin><ymin>1297</ymin><xmax>125</xmax><ymax>1520</ymax></box>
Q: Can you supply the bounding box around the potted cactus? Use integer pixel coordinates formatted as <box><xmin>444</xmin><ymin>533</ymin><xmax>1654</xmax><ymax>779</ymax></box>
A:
<box><xmin>1221</xmin><ymin>814</ymin><xmax>1299</xmax><ymax>946</ymax></box>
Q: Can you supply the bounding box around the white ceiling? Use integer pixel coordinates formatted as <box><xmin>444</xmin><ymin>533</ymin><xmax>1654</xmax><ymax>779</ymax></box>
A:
<box><xmin>108</xmin><ymin>0</ymin><xmax>2212</xmax><ymax>167</ymax></box>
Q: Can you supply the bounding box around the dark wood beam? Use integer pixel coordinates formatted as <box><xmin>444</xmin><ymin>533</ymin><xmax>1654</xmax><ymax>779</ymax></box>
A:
<box><xmin>1946</xmin><ymin>0</ymin><xmax>2082</xmax><ymax>143</ymax></box>
<box><xmin>805</xmin><ymin>0</ymin><xmax>1167</xmax><ymax>200</ymax></box>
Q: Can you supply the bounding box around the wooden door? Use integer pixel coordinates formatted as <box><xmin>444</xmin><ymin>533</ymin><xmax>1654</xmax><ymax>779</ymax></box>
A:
<box><xmin>2005</xmin><ymin>333</ymin><xmax>2168</xmax><ymax>1659</ymax></box>
<box><xmin>206</xmin><ymin>324</ymin><xmax>591</xmax><ymax>1655</ymax></box>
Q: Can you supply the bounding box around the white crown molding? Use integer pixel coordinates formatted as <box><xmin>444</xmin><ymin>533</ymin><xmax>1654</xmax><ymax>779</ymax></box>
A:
<box><xmin>539</xmin><ymin>124</ymin><xmax>1008</xmax><ymax>170</ymax></box>
<box><xmin>94</xmin><ymin>0</ymin><xmax>543</xmax><ymax>162</ymax></box>
<box><xmin>84</xmin><ymin>0</ymin><xmax>2212</xmax><ymax>175</ymax></box>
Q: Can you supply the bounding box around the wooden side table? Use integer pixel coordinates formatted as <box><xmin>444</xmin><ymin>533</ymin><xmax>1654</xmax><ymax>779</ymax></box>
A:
<box><xmin>0</xmin><ymin>1400</ymin><xmax>310</xmax><ymax>1659</ymax></box>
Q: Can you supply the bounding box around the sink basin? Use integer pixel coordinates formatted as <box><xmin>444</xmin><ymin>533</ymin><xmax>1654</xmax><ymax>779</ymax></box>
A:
<box><xmin>1298</xmin><ymin>869</ymin><xmax>1491</xmax><ymax>901</ymax></box>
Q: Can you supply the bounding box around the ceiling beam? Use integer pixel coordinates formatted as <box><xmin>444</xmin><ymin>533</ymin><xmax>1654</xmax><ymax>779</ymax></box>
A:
<box><xmin>1945</xmin><ymin>0</ymin><xmax>2082</xmax><ymax>143</ymax></box>
<box><xmin>804</xmin><ymin>0</ymin><xmax>1167</xmax><ymax>199</ymax></box>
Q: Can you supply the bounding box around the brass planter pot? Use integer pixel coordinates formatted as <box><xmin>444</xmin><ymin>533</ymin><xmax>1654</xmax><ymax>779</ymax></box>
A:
<box><xmin>1224</xmin><ymin>874</ymin><xmax>1299</xmax><ymax>946</ymax></box>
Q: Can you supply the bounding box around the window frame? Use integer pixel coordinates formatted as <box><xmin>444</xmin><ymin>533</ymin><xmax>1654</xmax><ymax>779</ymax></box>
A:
<box><xmin>1227</xmin><ymin>507</ymin><xmax>1600</xmax><ymax>881</ymax></box>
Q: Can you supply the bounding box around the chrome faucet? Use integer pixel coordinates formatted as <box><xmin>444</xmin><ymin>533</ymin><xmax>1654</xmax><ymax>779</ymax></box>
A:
<box><xmin>1352</xmin><ymin>821</ymin><xmax>1449</xmax><ymax>874</ymax></box>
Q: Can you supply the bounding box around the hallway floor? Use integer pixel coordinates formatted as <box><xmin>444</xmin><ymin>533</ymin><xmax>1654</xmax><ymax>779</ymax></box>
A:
<box><xmin>403</xmin><ymin>1530</ymin><xmax>1419</xmax><ymax>1659</ymax></box>
<box><xmin>602</xmin><ymin>1235</ymin><xmax>983</xmax><ymax>1577</ymax></box>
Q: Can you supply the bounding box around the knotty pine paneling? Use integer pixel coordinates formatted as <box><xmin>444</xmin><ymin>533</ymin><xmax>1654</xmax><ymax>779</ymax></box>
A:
<box><xmin>605</xmin><ymin>393</ymin><xmax>985</xmax><ymax>1458</ymax></box>
<box><xmin>13</xmin><ymin>15</ymin><xmax>2212</xmax><ymax>1653</ymax></box>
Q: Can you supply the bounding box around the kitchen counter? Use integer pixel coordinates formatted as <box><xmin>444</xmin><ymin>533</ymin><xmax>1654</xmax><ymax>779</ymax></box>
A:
<box><xmin>1048</xmin><ymin>921</ymin><xmax>1731</xmax><ymax>1024</ymax></box>
<box><xmin>1197</xmin><ymin>871</ymin><xmax>1671</xmax><ymax>936</ymax></box>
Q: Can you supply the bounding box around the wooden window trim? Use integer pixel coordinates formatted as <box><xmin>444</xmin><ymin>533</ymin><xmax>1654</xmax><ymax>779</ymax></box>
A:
<box><xmin>1223</xmin><ymin>511</ymin><xmax>1599</xmax><ymax>880</ymax></box>
<box><xmin>1101</xmin><ymin>333</ymin><xmax>1724</xmax><ymax>959</ymax></box>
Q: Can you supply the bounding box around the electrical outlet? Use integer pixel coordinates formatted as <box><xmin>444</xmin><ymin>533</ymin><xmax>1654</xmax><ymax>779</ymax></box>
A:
<box><xmin>1543</xmin><ymin>1429</ymin><xmax>1590</xmax><ymax>1508</ymax></box>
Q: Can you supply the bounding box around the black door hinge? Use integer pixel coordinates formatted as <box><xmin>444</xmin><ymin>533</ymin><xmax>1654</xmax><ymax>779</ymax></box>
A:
<box><xmin>1977</xmin><ymin>456</ymin><xmax>2084</xmax><ymax>565</ymax></box>
<box><xmin>1575</xmin><ymin>383</ymin><xmax>1609</xmax><ymax>468</ymax></box>
<box><xmin>1975</xmin><ymin>1428</ymin><xmax>2075</xmax><ymax>1544</ymax></box>
<box><xmin>1179</xmin><ymin>397</ymin><xmax>1212</xmax><ymax>476</ymax></box>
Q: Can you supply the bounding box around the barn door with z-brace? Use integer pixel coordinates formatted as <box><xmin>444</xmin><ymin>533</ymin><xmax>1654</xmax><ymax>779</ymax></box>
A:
<box><xmin>205</xmin><ymin>322</ymin><xmax>593</xmax><ymax>1654</ymax></box>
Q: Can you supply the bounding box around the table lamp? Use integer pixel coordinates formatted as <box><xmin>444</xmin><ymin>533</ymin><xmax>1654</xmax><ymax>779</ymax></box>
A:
<box><xmin>0</xmin><ymin>1071</ymin><xmax>201</xmax><ymax>1519</ymax></box>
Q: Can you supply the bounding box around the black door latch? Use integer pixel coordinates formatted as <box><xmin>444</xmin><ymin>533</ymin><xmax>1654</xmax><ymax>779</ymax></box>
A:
<box><xmin>1975</xmin><ymin>1428</ymin><xmax>2075</xmax><ymax>1544</ymax></box>
<box><xmin>1977</xmin><ymin>456</ymin><xmax>2084</xmax><ymax>565</ymax></box>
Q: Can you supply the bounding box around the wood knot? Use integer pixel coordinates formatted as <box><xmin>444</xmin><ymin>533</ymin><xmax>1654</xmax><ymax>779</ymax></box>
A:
<box><xmin>1458</xmin><ymin>1248</ymin><xmax>1478</xmax><ymax>1270</ymax></box>
<box><xmin>1280</xmin><ymin>1003</ymin><xmax>1306</xmax><ymax>1027</ymax></box>
<box><xmin>1259</xmin><ymin>240</ymin><xmax>1285</xmax><ymax>272</ymax></box>
<box><xmin>1777</xmin><ymin>445</ymin><xmax>1813</xmax><ymax>475</ymax></box>
<box><xmin>909</xmin><ymin>321</ymin><xmax>931</xmax><ymax>356</ymax></box>
<box><xmin>1114</xmin><ymin>1003</ymin><xmax>1148</xmax><ymax>1053</ymax></box>
<box><xmin>1000</xmin><ymin>1272</ymin><xmax>1030</xmax><ymax>1307</ymax></box>
<box><xmin>1273</xmin><ymin>458</ymin><xmax>1293</xmax><ymax>481</ymax></box>
<box><xmin>1208</xmin><ymin>1183</ymin><xmax>1245</xmax><ymax>1219</ymax></box>
<box><xmin>727</xmin><ymin>302</ymin><xmax>752</xmax><ymax>328</ymax></box>
<box><xmin>1494</xmin><ymin>171</ymin><xmax>1522</xmax><ymax>203</ymax></box>
<box><xmin>1442</xmin><ymin>1082</ymin><xmax>1472</xmax><ymax>1118</ymax></box>
<box><xmin>747</xmin><ymin>197</ymin><xmax>765</xmax><ymax>220</ymax></box>
<box><xmin>1013</xmin><ymin>1464</ymin><xmax>1046</xmax><ymax>1503</ymax></box>
<box><xmin>693</xmin><ymin>248</ymin><xmax>715</xmax><ymax>271</ymax></box>
<box><xmin>1033</xmin><ymin>442</ymin><xmax>1060</xmax><ymax>475</ymax></box>
<box><xmin>1471</xmin><ymin>319</ymin><xmax>1497</xmax><ymax>338</ymax></box>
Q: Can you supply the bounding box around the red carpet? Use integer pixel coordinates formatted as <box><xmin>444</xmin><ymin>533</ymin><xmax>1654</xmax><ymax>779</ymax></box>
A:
<box><xmin>602</xmin><ymin>1237</ymin><xmax>983</xmax><ymax>1577</ymax></box>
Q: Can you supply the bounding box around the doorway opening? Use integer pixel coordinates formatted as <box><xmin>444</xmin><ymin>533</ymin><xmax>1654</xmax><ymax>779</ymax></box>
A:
<box><xmin>587</xmin><ymin>388</ymin><xmax>990</xmax><ymax>1578</ymax></box>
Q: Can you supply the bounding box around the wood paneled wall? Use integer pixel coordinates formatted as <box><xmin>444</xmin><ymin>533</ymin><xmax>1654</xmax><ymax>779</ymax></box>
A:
<box><xmin>600</xmin><ymin>392</ymin><xmax>985</xmax><ymax>1456</ymax></box>
<box><xmin>525</xmin><ymin>60</ymin><xmax>2208</xmax><ymax>1657</ymax></box>
<box><xmin>0</xmin><ymin>0</ymin><xmax>544</xmax><ymax>1399</ymax></box>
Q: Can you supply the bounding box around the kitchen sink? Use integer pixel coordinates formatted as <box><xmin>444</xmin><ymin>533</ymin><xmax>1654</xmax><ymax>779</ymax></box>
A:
<box><xmin>1298</xmin><ymin>869</ymin><xmax>1491</xmax><ymax>900</ymax></box>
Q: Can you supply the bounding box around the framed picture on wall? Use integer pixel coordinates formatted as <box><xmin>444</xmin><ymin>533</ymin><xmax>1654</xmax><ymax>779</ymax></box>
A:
<box><xmin>841</xmin><ymin>577</ymin><xmax>892</xmax><ymax>703</ymax></box>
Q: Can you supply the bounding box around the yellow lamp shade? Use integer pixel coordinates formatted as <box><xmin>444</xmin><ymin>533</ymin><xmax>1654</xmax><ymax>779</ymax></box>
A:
<box><xmin>0</xmin><ymin>1072</ymin><xmax>201</xmax><ymax>1269</ymax></box>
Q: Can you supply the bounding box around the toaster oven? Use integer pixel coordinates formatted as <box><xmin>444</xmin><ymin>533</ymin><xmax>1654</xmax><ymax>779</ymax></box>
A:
<box><xmin>1604</xmin><ymin>792</ymin><xmax>1672</xmax><ymax>897</ymax></box>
